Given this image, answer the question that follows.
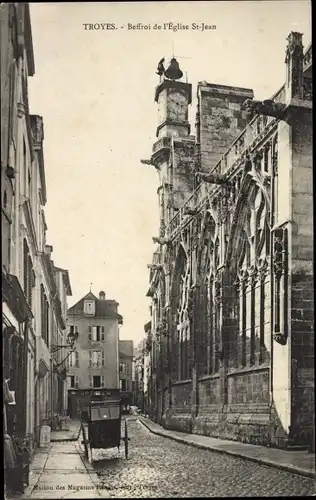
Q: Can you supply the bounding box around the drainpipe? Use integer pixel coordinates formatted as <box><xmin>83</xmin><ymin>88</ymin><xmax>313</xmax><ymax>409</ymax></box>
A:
<box><xmin>22</xmin><ymin>319</ymin><xmax>29</xmax><ymax>436</ymax></box>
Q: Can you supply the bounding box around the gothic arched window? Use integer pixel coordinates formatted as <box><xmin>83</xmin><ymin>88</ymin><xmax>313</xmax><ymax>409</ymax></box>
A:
<box><xmin>171</xmin><ymin>245</ymin><xmax>191</xmax><ymax>381</ymax></box>
<box><xmin>235</xmin><ymin>184</ymin><xmax>270</xmax><ymax>369</ymax></box>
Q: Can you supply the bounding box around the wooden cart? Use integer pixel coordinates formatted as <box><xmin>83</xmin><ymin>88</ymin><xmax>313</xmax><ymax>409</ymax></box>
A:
<box><xmin>81</xmin><ymin>394</ymin><xmax>129</xmax><ymax>460</ymax></box>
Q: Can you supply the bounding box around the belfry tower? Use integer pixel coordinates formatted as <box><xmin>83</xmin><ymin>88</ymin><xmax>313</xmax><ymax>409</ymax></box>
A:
<box><xmin>143</xmin><ymin>57</ymin><xmax>194</xmax><ymax>238</ymax></box>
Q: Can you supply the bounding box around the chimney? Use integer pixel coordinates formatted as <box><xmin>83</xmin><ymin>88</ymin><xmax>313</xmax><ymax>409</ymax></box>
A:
<box><xmin>99</xmin><ymin>291</ymin><xmax>106</xmax><ymax>300</ymax></box>
<box><xmin>44</xmin><ymin>245</ymin><xmax>53</xmax><ymax>258</ymax></box>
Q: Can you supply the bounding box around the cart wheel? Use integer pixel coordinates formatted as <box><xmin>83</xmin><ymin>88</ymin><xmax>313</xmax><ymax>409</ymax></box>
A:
<box><xmin>81</xmin><ymin>424</ymin><xmax>89</xmax><ymax>460</ymax></box>
<box><xmin>124</xmin><ymin>420</ymin><xmax>128</xmax><ymax>459</ymax></box>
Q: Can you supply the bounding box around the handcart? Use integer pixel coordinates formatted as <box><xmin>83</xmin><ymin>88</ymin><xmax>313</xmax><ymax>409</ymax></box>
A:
<box><xmin>81</xmin><ymin>394</ymin><xmax>129</xmax><ymax>460</ymax></box>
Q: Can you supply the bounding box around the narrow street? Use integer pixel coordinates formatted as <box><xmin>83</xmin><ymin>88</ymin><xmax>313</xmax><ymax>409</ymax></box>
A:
<box><xmin>86</xmin><ymin>418</ymin><xmax>315</xmax><ymax>498</ymax></box>
<box><xmin>1</xmin><ymin>4</ymin><xmax>314</xmax><ymax>499</ymax></box>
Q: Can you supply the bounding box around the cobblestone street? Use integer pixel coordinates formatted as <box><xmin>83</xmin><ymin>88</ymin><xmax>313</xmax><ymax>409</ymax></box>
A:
<box><xmin>89</xmin><ymin>419</ymin><xmax>316</xmax><ymax>498</ymax></box>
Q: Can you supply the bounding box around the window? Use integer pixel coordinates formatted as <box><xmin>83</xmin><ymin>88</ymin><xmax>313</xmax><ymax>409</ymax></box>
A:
<box><xmin>69</xmin><ymin>351</ymin><xmax>79</xmax><ymax>368</ymax></box>
<box><xmin>69</xmin><ymin>325</ymin><xmax>79</xmax><ymax>335</ymax></box>
<box><xmin>40</xmin><ymin>284</ymin><xmax>49</xmax><ymax>346</ymax></box>
<box><xmin>120</xmin><ymin>379</ymin><xmax>127</xmax><ymax>391</ymax></box>
<box><xmin>3</xmin><ymin>190</ymin><xmax>7</xmax><ymax>210</ymax></box>
<box><xmin>119</xmin><ymin>362</ymin><xmax>127</xmax><ymax>374</ymax></box>
<box><xmin>89</xmin><ymin>375</ymin><xmax>105</xmax><ymax>388</ymax></box>
<box><xmin>69</xmin><ymin>375</ymin><xmax>79</xmax><ymax>388</ymax></box>
<box><xmin>84</xmin><ymin>300</ymin><xmax>95</xmax><ymax>316</ymax></box>
<box><xmin>23</xmin><ymin>138</ymin><xmax>27</xmax><ymax>197</ymax></box>
<box><xmin>23</xmin><ymin>239</ymin><xmax>35</xmax><ymax>309</ymax></box>
<box><xmin>89</xmin><ymin>350</ymin><xmax>105</xmax><ymax>367</ymax></box>
<box><xmin>88</xmin><ymin>326</ymin><xmax>105</xmax><ymax>341</ymax></box>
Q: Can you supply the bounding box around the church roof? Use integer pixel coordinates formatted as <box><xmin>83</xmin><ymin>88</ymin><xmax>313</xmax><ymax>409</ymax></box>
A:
<box><xmin>67</xmin><ymin>291</ymin><xmax>123</xmax><ymax>322</ymax></box>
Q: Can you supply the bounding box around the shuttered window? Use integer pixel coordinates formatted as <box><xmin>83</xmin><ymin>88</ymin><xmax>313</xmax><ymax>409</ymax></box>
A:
<box><xmin>69</xmin><ymin>351</ymin><xmax>78</xmax><ymax>368</ymax></box>
<box><xmin>89</xmin><ymin>376</ymin><xmax>93</xmax><ymax>388</ymax></box>
<box><xmin>88</xmin><ymin>326</ymin><xmax>105</xmax><ymax>341</ymax></box>
<box><xmin>90</xmin><ymin>350</ymin><xmax>102</xmax><ymax>367</ymax></box>
<box><xmin>23</xmin><ymin>239</ymin><xmax>34</xmax><ymax>308</ymax></box>
<box><xmin>40</xmin><ymin>284</ymin><xmax>49</xmax><ymax>346</ymax></box>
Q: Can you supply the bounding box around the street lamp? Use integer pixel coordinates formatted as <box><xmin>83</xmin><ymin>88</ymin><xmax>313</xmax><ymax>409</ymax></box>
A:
<box><xmin>50</xmin><ymin>330</ymin><xmax>78</xmax><ymax>354</ymax></box>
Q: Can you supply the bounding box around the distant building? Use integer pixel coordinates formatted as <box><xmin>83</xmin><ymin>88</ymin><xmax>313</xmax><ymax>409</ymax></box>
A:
<box><xmin>66</xmin><ymin>290</ymin><xmax>123</xmax><ymax>417</ymax></box>
<box><xmin>133</xmin><ymin>329</ymin><xmax>151</xmax><ymax>413</ymax></box>
<box><xmin>119</xmin><ymin>340</ymin><xmax>133</xmax><ymax>392</ymax></box>
<box><xmin>119</xmin><ymin>340</ymin><xmax>134</xmax><ymax>410</ymax></box>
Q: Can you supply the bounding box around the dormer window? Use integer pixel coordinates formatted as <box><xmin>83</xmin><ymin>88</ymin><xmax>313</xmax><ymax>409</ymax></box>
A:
<box><xmin>84</xmin><ymin>300</ymin><xmax>95</xmax><ymax>316</ymax></box>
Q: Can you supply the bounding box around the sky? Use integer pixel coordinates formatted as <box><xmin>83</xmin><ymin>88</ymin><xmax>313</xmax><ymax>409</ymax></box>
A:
<box><xmin>28</xmin><ymin>1</ymin><xmax>311</xmax><ymax>346</ymax></box>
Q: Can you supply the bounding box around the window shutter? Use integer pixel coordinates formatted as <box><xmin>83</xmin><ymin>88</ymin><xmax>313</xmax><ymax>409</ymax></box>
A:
<box><xmin>75</xmin><ymin>351</ymin><xmax>79</xmax><ymax>367</ymax></box>
<box><xmin>23</xmin><ymin>239</ymin><xmax>28</xmax><ymax>296</ymax></box>
<box><xmin>101</xmin><ymin>331</ymin><xmax>105</xmax><ymax>341</ymax></box>
<box><xmin>27</xmin><ymin>256</ymin><xmax>32</xmax><ymax>308</ymax></box>
<box><xmin>88</xmin><ymin>326</ymin><xmax>91</xmax><ymax>333</ymax></box>
<box><xmin>102</xmin><ymin>351</ymin><xmax>105</xmax><ymax>367</ymax></box>
<box><xmin>75</xmin><ymin>376</ymin><xmax>79</xmax><ymax>388</ymax></box>
<box><xmin>89</xmin><ymin>351</ymin><xmax>92</xmax><ymax>367</ymax></box>
<box><xmin>89</xmin><ymin>376</ymin><xmax>93</xmax><ymax>388</ymax></box>
<box><xmin>88</xmin><ymin>332</ymin><xmax>92</xmax><ymax>341</ymax></box>
<box><xmin>101</xmin><ymin>376</ymin><xmax>105</xmax><ymax>388</ymax></box>
<box><xmin>101</xmin><ymin>326</ymin><xmax>105</xmax><ymax>333</ymax></box>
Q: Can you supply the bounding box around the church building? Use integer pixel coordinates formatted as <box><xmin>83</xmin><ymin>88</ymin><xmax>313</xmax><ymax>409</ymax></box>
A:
<box><xmin>145</xmin><ymin>33</ymin><xmax>313</xmax><ymax>449</ymax></box>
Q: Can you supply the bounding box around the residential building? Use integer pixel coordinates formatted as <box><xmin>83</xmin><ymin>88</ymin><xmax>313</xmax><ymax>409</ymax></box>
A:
<box><xmin>145</xmin><ymin>34</ymin><xmax>313</xmax><ymax>449</ymax></box>
<box><xmin>67</xmin><ymin>290</ymin><xmax>123</xmax><ymax>417</ymax></box>
<box><xmin>133</xmin><ymin>335</ymin><xmax>151</xmax><ymax>413</ymax></box>
<box><xmin>119</xmin><ymin>340</ymin><xmax>134</xmax><ymax>392</ymax></box>
<box><xmin>119</xmin><ymin>339</ymin><xmax>134</xmax><ymax>410</ymax></box>
<box><xmin>1</xmin><ymin>2</ymin><xmax>36</xmax><ymax>446</ymax></box>
<box><xmin>1</xmin><ymin>3</ymin><xmax>73</xmax><ymax>453</ymax></box>
<box><xmin>51</xmin><ymin>264</ymin><xmax>73</xmax><ymax>416</ymax></box>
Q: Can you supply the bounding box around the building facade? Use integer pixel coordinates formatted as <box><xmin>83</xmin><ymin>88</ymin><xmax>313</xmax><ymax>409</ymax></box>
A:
<box><xmin>145</xmin><ymin>33</ymin><xmax>313</xmax><ymax>449</ymax></box>
<box><xmin>119</xmin><ymin>340</ymin><xmax>134</xmax><ymax>392</ymax></box>
<box><xmin>133</xmin><ymin>335</ymin><xmax>151</xmax><ymax>413</ymax></box>
<box><xmin>67</xmin><ymin>290</ymin><xmax>123</xmax><ymax>417</ymax></box>
<box><xmin>119</xmin><ymin>340</ymin><xmax>134</xmax><ymax>410</ymax></box>
<box><xmin>1</xmin><ymin>3</ymin><xmax>72</xmax><ymax>453</ymax></box>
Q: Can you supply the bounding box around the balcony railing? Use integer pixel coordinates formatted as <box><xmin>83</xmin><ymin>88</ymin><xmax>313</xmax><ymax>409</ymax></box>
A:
<box><xmin>167</xmin><ymin>107</ymin><xmax>279</xmax><ymax>236</ymax></box>
<box><xmin>303</xmin><ymin>43</ymin><xmax>312</xmax><ymax>72</ymax></box>
<box><xmin>152</xmin><ymin>136</ymin><xmax>171</xmax><ymax>155</ymax></box>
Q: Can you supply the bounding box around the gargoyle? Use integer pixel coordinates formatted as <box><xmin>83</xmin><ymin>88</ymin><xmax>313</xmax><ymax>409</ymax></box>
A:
<box><xmin>243</xmin><ymin>99</ymin><xmax>286</xmax><ymax>119</ymax></box>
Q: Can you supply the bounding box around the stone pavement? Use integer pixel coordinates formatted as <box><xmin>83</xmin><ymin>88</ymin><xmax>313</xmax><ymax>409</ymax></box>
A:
<box><xmin>50</xmin><ymin>419</ymin><xmax>81</xmax><ymax>442</ymax></box>
<box><xmin>6</xmin><ymin>440</ymin><xmax>110</xmax><ymax>499</ymax></box>
<box><xmin>140</xmin><ymin>417</ymin><xmax>316</xmax><ymax>479</ymax></box>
